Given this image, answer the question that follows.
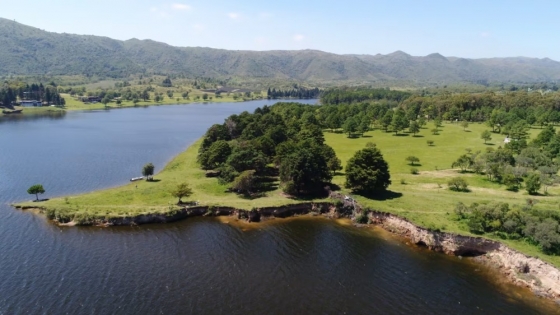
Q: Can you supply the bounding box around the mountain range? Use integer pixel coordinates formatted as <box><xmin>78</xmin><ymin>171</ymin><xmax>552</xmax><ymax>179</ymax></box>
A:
<box><xmin>1</xmin><ymin>17</ymin><xmax>559</xmax><ymax>84</ymax></box>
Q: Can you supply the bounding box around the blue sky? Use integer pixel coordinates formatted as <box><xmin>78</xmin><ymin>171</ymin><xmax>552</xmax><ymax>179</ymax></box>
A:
<box><xmin>2</xmin><ymin>0</ymin><xmax>559</xmax><ymax>60</ymax></box>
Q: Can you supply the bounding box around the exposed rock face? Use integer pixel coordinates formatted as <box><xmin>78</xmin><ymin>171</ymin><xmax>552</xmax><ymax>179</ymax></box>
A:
<box><xmin>15</xmin><ymin>201</ymin><xmax>560</xmax><ymax>301</ymax></box>
<box><xmin>369</xmin><ymin>210</ymin><xmax>560</xmax><ymax>300</ymax></box>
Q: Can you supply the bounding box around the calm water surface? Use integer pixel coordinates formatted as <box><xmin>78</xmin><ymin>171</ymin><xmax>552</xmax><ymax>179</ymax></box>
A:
<box><xmin>0</xmin><ymin>101</ymin><xmax>558</xmax><ymax>314</ymax></box>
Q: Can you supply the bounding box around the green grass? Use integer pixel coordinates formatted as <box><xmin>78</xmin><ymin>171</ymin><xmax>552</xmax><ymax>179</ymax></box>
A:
<box><xmin>18</xmin><ymin>139</ymin><xmax>322</xmax><ymax>219</ymax></box>
<box><xmin>0</xmin><ymin>106</ymin><xmax>65</xmax><ymax>118</ymax></box>
<box><xmin>59</xmin><ymin>91</ymin><xmax>252</xmax><ymax>111</ymax></box>
<box><xmin>325</xmin><ymin>122</ymin><xmax>560</xmax><ymax>266</ymax></box>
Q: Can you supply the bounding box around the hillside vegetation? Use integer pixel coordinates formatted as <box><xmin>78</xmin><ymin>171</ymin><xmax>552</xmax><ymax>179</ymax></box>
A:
<box><xmin>1</xmin><ymin>18</ymin><xmax>560</xmax><ymax>84</ymax></box>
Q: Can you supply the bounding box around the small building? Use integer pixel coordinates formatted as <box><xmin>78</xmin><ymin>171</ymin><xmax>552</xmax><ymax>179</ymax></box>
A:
<box><xmin>20</xmin><ymin>100</ymin><xmax>42</xmax><ymax>107</ymax></box>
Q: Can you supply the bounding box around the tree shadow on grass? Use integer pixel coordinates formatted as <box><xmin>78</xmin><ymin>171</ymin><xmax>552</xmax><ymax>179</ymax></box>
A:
<box><xmin>393</xmin><ymin>133</ymin><xmax>410</xmax><ymax>137</ymax></box>
<box><xmin>357</xmin><ymin>190</ymin><xmax>403</xmax><ymax>201</ymax></box>
<box><xmin>408</xmin><ymin>163</ymin><xmax>423</xmax><ymax>167</ymax></box>
<box><xmin>484</xmin><ymin>143</ymin><xmax>495</xmax><ymax>146</ymax></box>
<box><xmin>412</xmin><ymin>134</ymin><xmax>424</xmax><ymax>138</ymax></box>
<box><xmin>147</xmin><ymin>179</ymin><xmax>162</xmax><ymax>183</ymax></box>
<box><xmin>361</xmin><ymin>135</ymin><xmax>373</xmax><ymax>138</ymax></box>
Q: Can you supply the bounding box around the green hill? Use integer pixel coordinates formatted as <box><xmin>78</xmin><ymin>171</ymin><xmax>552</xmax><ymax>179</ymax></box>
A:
<box><xmin>1</xmin><ymin>18</ymin><xmax>560</xmax><ymax>84</ymax></box>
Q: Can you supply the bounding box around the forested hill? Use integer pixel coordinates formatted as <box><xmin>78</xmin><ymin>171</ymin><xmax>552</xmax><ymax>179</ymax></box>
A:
<box><xmin>2</xmin><ymin>18</ymin><xmax>560</xmax><ymax>84</ymax></box>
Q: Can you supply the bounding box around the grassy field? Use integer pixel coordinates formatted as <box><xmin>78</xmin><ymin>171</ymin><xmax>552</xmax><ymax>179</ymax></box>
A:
<box><xmin>59</xmin><ymin>91</ymin><xmax>249</xmax><ymax>111</ymax></box>
<box><xmin>16</xmin><ymin>120</ymin><xmax>560</xmax><ymax>265</ymax></box>
<box><xmin>325</xmin><ymin>122</ymin><xmax>560</xmax><ymax>265</ymax></box>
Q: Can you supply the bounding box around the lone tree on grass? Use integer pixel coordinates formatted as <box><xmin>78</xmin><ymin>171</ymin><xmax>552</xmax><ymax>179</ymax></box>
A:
<box><xmin>481</xmin><ymin>130</ymin><xmax>492</xmax><ymax>144</ymax></box>
<box><xmin>427</xmin><ymin>140</ymin><xmax>434</xmax><ymax>146</ymax></box>
<box><xmin>452</xmin><ymin>154</ymin><xmax>473</xmax><ymax>173</ymax></box>
<box><xmin>448</xmin><ymin>177</ymin><xmax>469</xmax><ymax>192</ymax></box>
<box><xmin>142</xmin><ymin>163</ymin><xmax>155</xmax><ymax>181</ymax></box>
<box><xmin>406</xmin><ymin>156</ymin><xmax>420</xmax><ymax>165</ymax></box>
<box><xmin>408</xmin><ymin>121</ymin><xmax>420</xmax><ymax>136</ymax></box>
<box><xmin>27</xmin><ymin>184</ymin><xmax>45</xmax><ymax>201</ymax></box>
<box><xmin>345</xmin><ymin>144</ymin><xmax>391</xmax><ymax>194</ymax></box>
<box><xmin>461</xmin><ymin>121</ymin><xmax>469</xmax><ymax>131</ymax></box>
<box><xmin>525</xmin><ymin>173</ymin><xmax>541</xmax><ymax>195</ymax></box>
<box><xmin>171</xmin><ymin>183</ymin><xmax>193</xmax><ymax>204</ymax></box>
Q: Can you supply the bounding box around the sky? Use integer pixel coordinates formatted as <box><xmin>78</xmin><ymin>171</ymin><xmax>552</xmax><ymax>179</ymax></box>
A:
<box><xmin>1</xmin><ymin>0</ymin><xmax>559</xmax><ymax>60</ymax></box>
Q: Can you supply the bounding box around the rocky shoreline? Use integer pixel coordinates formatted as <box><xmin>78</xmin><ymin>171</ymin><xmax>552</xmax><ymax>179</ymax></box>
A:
<box><xmin>15</xmin><ymin>200</ymin><xmax>560</xmax><ymax>302</ymax></box>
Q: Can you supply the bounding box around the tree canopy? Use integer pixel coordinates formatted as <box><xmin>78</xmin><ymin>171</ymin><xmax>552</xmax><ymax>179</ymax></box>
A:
<box><xmin>344</xmin><ymin>144</ymin><xmax>391</xmax><ymax>194</ymax></box>
<box><xmin>27</xmin><ymin>184</ymin><xmax>45</xmax><ymax>201</ymax></box>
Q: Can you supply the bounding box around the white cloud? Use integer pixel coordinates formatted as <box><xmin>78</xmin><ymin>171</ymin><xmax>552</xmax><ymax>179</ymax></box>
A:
<box><xmin>293</xmin><ymin>34</ymin><xmax>305</xmax><ymax>42</ymax></box>
<box><xmin>228</xmin><ymin>12</ymin><xmax>240</xmax><ymax>20</ymax></box>
<box><xmin>172</xmin><ymin>3</ymin><xmax>191</xmax><ymax>11</ymax></box>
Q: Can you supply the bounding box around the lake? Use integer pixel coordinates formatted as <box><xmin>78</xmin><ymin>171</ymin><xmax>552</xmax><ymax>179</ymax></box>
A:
<box><xmin>0</xmin><ymin>101</ymin><xmax>557</xmax><ymax>314</ymax></box>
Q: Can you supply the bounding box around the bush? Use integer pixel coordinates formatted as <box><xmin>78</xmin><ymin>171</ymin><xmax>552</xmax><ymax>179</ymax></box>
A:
<box><xmin>427</xmin><ymin>140</ymin><xmax>434</xmax><ymax>146</ymax></box>
<box><xmin>410</xmin><ymin>167</ymin><xmax>419</xmax><ymax>175</ymax></box>
<box><xmin>448</xmin><ymin>177</ymin><xmax>469</xmax><ymax>192</ymax></box>
<box><xmin>525</xmin><ymin>173</ymin><xmax>541</xmax><ymax>195</ymax></box>
<box><xmin>355</xmin><ymin>213</ymin><xmax>369</xmax><ymax>224</ymax></box>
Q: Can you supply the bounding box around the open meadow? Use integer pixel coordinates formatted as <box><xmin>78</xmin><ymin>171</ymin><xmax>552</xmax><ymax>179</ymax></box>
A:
<box><xmin>326</xmin><ymin>122</ymin><xmax>560</xmax><ymax>264</ymax></box>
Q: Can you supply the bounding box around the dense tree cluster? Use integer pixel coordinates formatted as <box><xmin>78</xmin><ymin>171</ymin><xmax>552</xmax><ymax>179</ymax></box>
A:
<box><xmin>267</xmin><ymin>87</ymin><xmax>320</xmax><ymax>99</ymax></box>
<box><xmin>198</xmin><ymin>103</ymin><xmax>342</xmax><ymax>196</ymax></box>
<box><xmin>449</xmin><ymin>127</ymin><xmax>560</xmax><ymax>194</ymax></box>
<box><xmin>321</xmin><ymin>88</ymin><xmax>411</xmax><ymax>105</ymax></box>
<box><xmin>456</xmin><ymin>201</ymin><xmax>560</xmax><ymax>254</ymax></box>
<box><xmin>0</xmin><ymin>82</ymin><xmax>65</xmax><ymax>107</ymax></box>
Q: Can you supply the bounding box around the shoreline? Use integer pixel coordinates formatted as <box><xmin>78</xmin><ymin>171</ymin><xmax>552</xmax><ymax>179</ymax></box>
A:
<box><xmin>15</xmin><ymin>199</ymin><xmax>560</xmax><ymax>302</ymax></box>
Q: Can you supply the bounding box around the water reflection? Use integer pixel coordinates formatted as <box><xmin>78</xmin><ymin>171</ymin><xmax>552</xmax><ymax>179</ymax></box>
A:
<box><xmin>0</xmin><ymin>110</ymin><xmax>66</xmax><ymax>123</ymax></box>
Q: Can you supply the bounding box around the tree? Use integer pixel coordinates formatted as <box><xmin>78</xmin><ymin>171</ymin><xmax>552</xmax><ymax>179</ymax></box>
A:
<box><xmin>525</xmin><ymin>172</ymin><xmax>541</xmax><ymax>195</ymax></box>
<box><xmin>481</xmin><ymin>130</ymin><xmax>492</xmax><ymax>144</ymax></box>
<box><xmin>460</xmin><ymin>121</ymin><xmax>469</xmax><ymax>131</ymax></box>
<box><xmin>231</xmin><ymin>170</ymin><xmax>258</xmax><ymax>195</ymax></box>
<box><xmin>198</xmin><ymin>140</ymin><xmax>232</xmax><ymax>170</ymax></box>
<box><xmin>431</xmin><ymin>128</ymin><xmax>439</xmax><ymax>135</ymax></box>
<box><xmin>181</xmin><ymin>92</ymin><xmax>189</xmax><ymax>99</ymax></box>
<box><xmin>381</xmin><ymin>111</ymin><xmax>393</xmax><ymax>132</ymax></box>
<box><xmin>279</xmin><ymin>142</ymin><xmax>332</xmax><ymax>195</ymax></box>
<box><xmin>101</xmin><ymin>96</ymin><xmax>111</xmax><ymax>107</ymax></box>
<box><xmin>406</xmin><ymin>156</ymin><xmax>420</xmax><ymax>165</ymax></box>
<box><xmin>202</xmin><ymin>93</ymin><xmax>209</xmax><ymax>100</ymax></box>
<box><xmin>390</xmin><ymin>109</ymin><xmax>409</xmax><ymax>135</ymax></box>
<box><xmin>142</xmin><ymin>163</ymin><xmax>155</xmax><ymax>181</ymax></box>
<box><xmin>162</xmin><ymin>77</ymin><xmax>172</xmax><ymax>87</ymax></box>
<box><xmin>448</xmin><ymin>177</ymin><xmax>469</xmax><ymax>192</ymax></box>
<box><xmin>418</xmin><ymin>117</ymin><xmax>426</xmax><ymax>128</ymax></box>
<box><xmin>345</xmin><ymin>145</ymin><xmax>391</xmax><ymax>194</ymax></box>
<box><xmin>408</xmin><ymin>121</ymin><xmax>420</xmax><ymax>136</ymax></box>
<box><xmin>427</xmin><ymin>140</ymin><xmax>434</xmax><ymax>146</ymax></box>
<box><xmin>171</xmin><ymin>183</ymin><xmax>193</xmax><ymax>203</ymax></box>
<box><xmin>452</xmin><ymin>154</ymin><xmax>473</xmax><ymax>173</ymax></box>
<box><xmin>27</xmin><ymin>184</ymin><xmax>45</xmax><ymax>201</ymax></box>
<box><xmin>358</xmin><ymin>119</ymin><xmax>370</xmax><ymax>137</ymax></box>
<box><xmin>343</xmin><ymin>117</ymin><xmax>358</xmax><ymax>137</ymax></box>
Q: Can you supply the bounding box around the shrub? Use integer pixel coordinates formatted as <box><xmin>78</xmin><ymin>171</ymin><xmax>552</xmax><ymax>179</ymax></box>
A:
<box><xmin>355</xmin><ymin>213</ymin><xmax>369</xmax><ymax>224</ymax></box>
<box><xmin>410</xmin><ymin>167</ymin><xmax>419</xmax><ymax>175</ymax></box>
<box><xmin>427</xmin><ymin>140</ymin><xmax>434</xmax><ymax>146</ymax></box>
